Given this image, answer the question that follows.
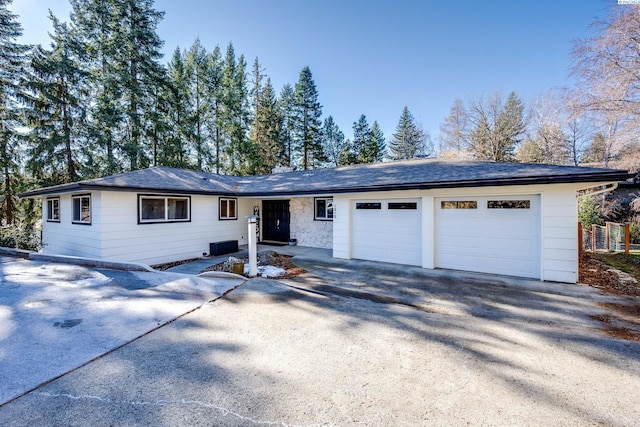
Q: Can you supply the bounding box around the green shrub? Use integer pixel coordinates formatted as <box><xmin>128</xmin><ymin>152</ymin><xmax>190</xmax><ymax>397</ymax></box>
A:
<box><xmin>578</xmin><ymin>196</ymin><xmax>605</xmax><ymax>229</ymax></box>
<box><xmin>0</xmin><ymin>225</ymin><xmax>41</xmax><ymax>251</ymax></box>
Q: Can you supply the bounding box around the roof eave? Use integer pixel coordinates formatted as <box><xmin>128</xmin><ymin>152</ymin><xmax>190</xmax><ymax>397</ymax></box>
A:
<box><xmin>238</xmin><ymin>172</ymin><xmax>634</xmax><ymax>197</ymax></box>
<box><xmin>19</xmin><ymin>171</ymin><xmax>633</xmax><ymax>199</ymax></box>
<box><xmin>19</xmin><ymin>184</ymin><xmax>238</xmax><ymax>198</ymax></box>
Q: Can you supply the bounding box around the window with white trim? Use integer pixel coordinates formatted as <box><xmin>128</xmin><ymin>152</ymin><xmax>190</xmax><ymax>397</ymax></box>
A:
<box><xmin>72</xmin><ymin>194</ymin><xmax>91</xmax><ymax>224</ymax></box>
<box><xmin>46</xmin><ymin>198</ymin><xmax>60</xmax><ymax>222</ymax></box>
<box><xmin>139</xmin><ymin>195</ymin><xmax>190</xmax><ymax>223</ymax></box>
<box><xmin>315</xmin><ymin>197</ymin><xmax>334</xmax><ymax>220</ymax></box>
<box><xmin>219</xmin><ymin>197</ymin><xmax>237</xmax><ymax>220</ymax></box>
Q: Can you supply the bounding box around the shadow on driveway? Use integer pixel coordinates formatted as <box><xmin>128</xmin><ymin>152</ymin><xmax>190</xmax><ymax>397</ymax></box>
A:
<box><xmin>0</xmin><ymin>257</ymin><xmax>639</xmax><ymax>425</ymax></box>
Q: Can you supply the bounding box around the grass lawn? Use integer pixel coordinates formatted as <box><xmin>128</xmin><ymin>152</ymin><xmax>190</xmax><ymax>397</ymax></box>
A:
<box><xmin>593</xmin><ymin>252</ymin><xmax>640</xmax><ymax>282</ymax></box>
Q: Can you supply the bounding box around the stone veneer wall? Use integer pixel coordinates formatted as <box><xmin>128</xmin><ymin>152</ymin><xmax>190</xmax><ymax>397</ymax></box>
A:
<box><xmin>289</xmin><ymin>197</ymin><xmax>333</xmax><ymax>249</ymax></box>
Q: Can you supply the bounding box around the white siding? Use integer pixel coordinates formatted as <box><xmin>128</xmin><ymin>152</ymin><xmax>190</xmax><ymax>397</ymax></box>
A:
<box><xmin>99</xmin><ymin>192</ymin><xmax>255</xmax><ymax>265</ymax></box>
<box><xmin>541</xmin><ymin>185</ymin><xmax>579</xmax><ymax>283</ymax></box>
<box><xmin>332</xmin><ymin>196</ymin><xmax>351</xmax><ymax>259</ymax></box>
<box><xmin>421</xmin><ymin>196</ymin><xmax>435</xmax><ymax>269</ymax></box>
<box><xmin>42</xmin><ymin>192</ymin><xmax>102</xmax><ymax>259</ymax></box>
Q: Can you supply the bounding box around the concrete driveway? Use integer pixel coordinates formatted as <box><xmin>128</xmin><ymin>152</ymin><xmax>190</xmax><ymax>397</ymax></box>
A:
<box><xmin>0</xmin><ymin>256</ymin><xmax>245</xmax><ymax>405</ymax></box>
<box><xmin>0</xmin><ymin>255</ymin><xmax>639</xmax><ymax>425</ymax></box>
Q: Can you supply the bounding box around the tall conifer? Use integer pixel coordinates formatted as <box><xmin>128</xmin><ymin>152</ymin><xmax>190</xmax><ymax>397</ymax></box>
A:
<box><xmin>0</xmin><ymin>0</ymin><xmax>29</xmax><ymax>224</ymax></box>
<box><xmin>388</xmin><ymin>106</ymin><xmax>426</xmax><ymax>160</ymax></box>
<box><xmin>293</xmin><ymin>66</ymin><xmax>324</xmax><ymax>170</ymax></box>
<box><xmin>25</xmin><ymin>14</ymin><xmax>89</xmax><ymax>186</ymax></box>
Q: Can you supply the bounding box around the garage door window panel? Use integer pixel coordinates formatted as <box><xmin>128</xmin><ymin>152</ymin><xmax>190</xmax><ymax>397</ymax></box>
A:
<box><xmin>488</xmin><ymin>200</ymin><xmax>530</xmax><ymax>209</ymax></box>
<box><xmin>441</xmin><ymin>201</ymin><xmax>477</xmax><ymax>209</ymax></box>
<box><xmin>356</xmin><ymin>202</ymin><xmax>381</xmax><ymax>210</ymax></box>
<box><xmin>388</xmin><ymin>202</ymin><xmax>417</xmax><ymax>210</ymax></box>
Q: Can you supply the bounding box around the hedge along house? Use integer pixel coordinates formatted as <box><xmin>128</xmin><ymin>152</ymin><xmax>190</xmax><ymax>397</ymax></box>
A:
<box><xmin>20</xmin><ymin>159</ymin><xmax>632</xmax><ymax>283</ymax></box>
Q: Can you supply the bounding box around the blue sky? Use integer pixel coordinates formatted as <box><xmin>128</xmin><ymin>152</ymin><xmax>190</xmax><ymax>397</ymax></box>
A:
<box><xmin>10</xmin><ymin>0</ymin><xmax>612</xmax><ymax>144</ymax></box>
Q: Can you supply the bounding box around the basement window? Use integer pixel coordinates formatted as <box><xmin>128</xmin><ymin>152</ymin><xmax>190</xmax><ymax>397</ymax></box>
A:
<box><xmin>488</xmin><ymin>200</ymin><xmax>531</xmax><ymax>209</ymax></box>
<box><xmin>139</xmin><ymin>195</ymin><xmax>190</xmax><ymax>223</ymax></box>
<box><xmin>440</xmin><ymin>201</ymin><xmax>477</xmax><ymax>209</ymax></box>
<box><xmin>315</xmin><ymin>197</ymin><xmax>334</xmax><ymax>220</ymax></box>
<box><xmin>219</xmin><ymin>197</ymin><xmax>237</xmax><ymax>220</ymax></box>
<box><xmin>356</xmin><ymin>202</ymin><xmax>381</xmax><ymax>210</ymax></box>
<box><xmin>46</xmin><ymin>198</ymin><xmax>60</xmax><ymax>222</ymax></box>
<box><xmin>72</xmin><ymin>194</ymin><xmax>91</xmax><ymax>224</ymax></box>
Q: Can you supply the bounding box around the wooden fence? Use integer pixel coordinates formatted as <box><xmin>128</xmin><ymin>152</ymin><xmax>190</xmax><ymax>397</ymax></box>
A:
<box><xmin>579</xmin><ymin>222</ymin><xmax>631</xmax><ymax>254</ymax></box>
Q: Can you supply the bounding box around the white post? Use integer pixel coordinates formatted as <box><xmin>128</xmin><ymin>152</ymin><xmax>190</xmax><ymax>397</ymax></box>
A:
<box><xmin>247</xmin><ymin>215</ymin><xmax>258</xmax><ymax>277</ymax></box>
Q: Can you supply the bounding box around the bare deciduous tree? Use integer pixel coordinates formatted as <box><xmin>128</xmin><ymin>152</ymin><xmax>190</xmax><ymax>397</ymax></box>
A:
<box><xmin>570</xmin><ymin>4</ymin><xmax>640</xmax><ymax>168</ymax></box>
<box><xmin>438</xmin><ymin>98</ymin><xmax>470</xmax><ymax>159</ymax></box>
<box><xmin>466</xmin><ymin>91</ymin><xmax>526</xmax><ymax>162</ymax></box>
<box><xmin>571</xmin><ymin>4</ymin><xmax>640</xmax><ymax>118</ymax></box>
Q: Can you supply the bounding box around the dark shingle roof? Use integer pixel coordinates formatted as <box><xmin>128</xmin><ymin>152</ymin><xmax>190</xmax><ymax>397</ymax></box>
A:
<box><xmin>19</xmin><ymin>159</ymin><xmax>633</xmax><ymax>198</ymax></box>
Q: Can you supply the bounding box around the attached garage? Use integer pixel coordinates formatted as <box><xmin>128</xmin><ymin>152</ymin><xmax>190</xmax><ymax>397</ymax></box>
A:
<box><xmin>351</xmin><ymin>199</ymin><xmax>422</xmax><ymax>266</ymax></box>
<box><xmin>435</xmin><ymin>195</ymin><xmax>541</xmax><ymax>279</ymax></box>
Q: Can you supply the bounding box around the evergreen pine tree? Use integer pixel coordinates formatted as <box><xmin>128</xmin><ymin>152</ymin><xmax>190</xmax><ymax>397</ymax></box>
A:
<box><xmin>206</xmin><ymin>45</ymin><xmax>224</xmax><ymax>173</ymax></box>
<box><xmin>249</xmin><ymin>57</ymin><xmax>265</xmax><ymax>142</ymax></box>
<box><xmin>116</xmin><ymin>0</ymin><xmax>166</xmax><ymax>171</ymax></box>
<box><xmin>369</xmin><ymin>121</ymin><xmax>386</xmax><ymax>162</ymax></box>
<box><xmin>494</xmin><ymin>91</ymin><xmax>526</xmax><ymax>161</ymax></box>
<box><xmin>70</xmin><ymin>0</ymin><xmax>167</xmax><ymax>173</ymax></box>
<box><xmin>221</xmin><ymin>44</ymin><xmax>252</xmax><ymax>174</ymax></box>
<box><xmin>24</xmin><ymin>13</ymin><xmax>89</xmax><ymax>186</ymax></box>
<box><xmin>234</xmin><ymin>54</ymin><xmax>252</xmax><ymax>175</ymax></box>
<box><xmin>320</xmin><ymin>115</ymin><xmax>345</xmax><ymax>167</ymax></box>
<box><xmin>165</xmin><ymin>46</ymin><xmax>191</xmax><ymax>167</ymax></box>
<box><xmin>277</xmin><ymin>83</ymin><xmax>295</xmax><ymax>167</ymax></box>
<box><xmin>338</xmin><ymin>138</ymin><xmax>356</xmax><ymax>166</ymax></box>
<box><xmin>293</xmin><ymin>66</ymin><xmax>324</xmax><ymax>170</ymax></box>
<box><xmin>185</xmin><ymin>38</ymin><xmax>209</xmax><ymax>169</ymax></box>
<box><xmin>252</xmin><ymin>78</ymin><xmax>283</xmax><ymax>174</ymax></box>
<box><xmin>70</xmin><ymin>0</ymin><xmax>122</xmax><ymax>175</ymax></box>
<box><xmin>388</xmin><ymin>107</ymin><xmax>427</xmax><ymax>160</ymax></box>
<box><xmin>352</xmin><ymin>114</ymin><xmax>372</xmax><ymax>164</ymax></box>
<box><xmin>0</xmin><ymin>0</ymin><xmax>29</xmax><ymax>225</ymax></box>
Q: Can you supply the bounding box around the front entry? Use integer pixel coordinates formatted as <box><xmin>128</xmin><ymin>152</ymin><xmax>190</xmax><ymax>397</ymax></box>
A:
<box><xmin>262</xmin><ymin>200</ymin><xmax>290</xmax><ymax>242</ymax></box>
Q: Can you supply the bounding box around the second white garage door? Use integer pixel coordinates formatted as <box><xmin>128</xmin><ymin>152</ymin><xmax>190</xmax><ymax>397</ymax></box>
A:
<box><xmin>351</xmin><ymin>199</ymin><xmax>422</xmax><ymax>266</ymax></box>
<box><xmin>435</xmin><ymin>195</ymin><xmax>541</xmax><ymax>279</ymax></box>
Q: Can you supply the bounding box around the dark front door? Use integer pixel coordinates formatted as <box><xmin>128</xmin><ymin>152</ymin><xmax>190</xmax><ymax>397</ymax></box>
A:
<box><xmin>262</xmin><ymin>200</ymin><xmax>290</xmax><ymax>242</ymax></box>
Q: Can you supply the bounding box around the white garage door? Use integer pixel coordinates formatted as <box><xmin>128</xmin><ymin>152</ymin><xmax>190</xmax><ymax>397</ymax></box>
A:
<box><xmin>435</xmin><ymin>195</ymin><xmax>541</xmax><ymax>279</ymax></box>
<box><xmin>351</xmin><ymin>199</ymin><xmax>422</xmax><ymax>266</ymax></box>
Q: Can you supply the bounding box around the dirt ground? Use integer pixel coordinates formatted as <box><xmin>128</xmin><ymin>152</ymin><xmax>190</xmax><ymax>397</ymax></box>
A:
<box><xmin>200</xmin><ymin>253</ymin><xmax>305</xmax><ymax>279</ymax></box>
<box><xmin>579</xmin><ymin>251</ymin><xmax>640</xmax><ymax>341</ymax></box>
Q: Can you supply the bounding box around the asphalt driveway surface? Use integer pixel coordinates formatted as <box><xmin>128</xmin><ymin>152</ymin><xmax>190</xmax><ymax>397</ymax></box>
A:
<box><xmin>0</xmin><ymin>257</ymin><xmax>639</xmax><ymax>426</ymax></box>
<box><xmin>0</xmin><ymin>256</ymin><xmax>244</xmax><ymax>405</ymax></box>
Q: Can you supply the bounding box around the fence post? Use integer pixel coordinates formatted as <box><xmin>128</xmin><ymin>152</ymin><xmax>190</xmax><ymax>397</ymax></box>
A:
<box><xmin>578</xmin><ymin>223</ymin><xmax>583</xmax><ymax>255</ymax></box>
<box><xmin>625</xmin><ymin>223</ymin><xmax>630</xmax><ymax>255</ymax></box>
<box><xmin>592</xmin><ymin>224</ymin><xmax>596</xmax><ymax>252</ymax></box>
<box><xmin>605</xmin><ymin>222</ymin><xmax>611</xmax><ymax>251</ymax></box>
